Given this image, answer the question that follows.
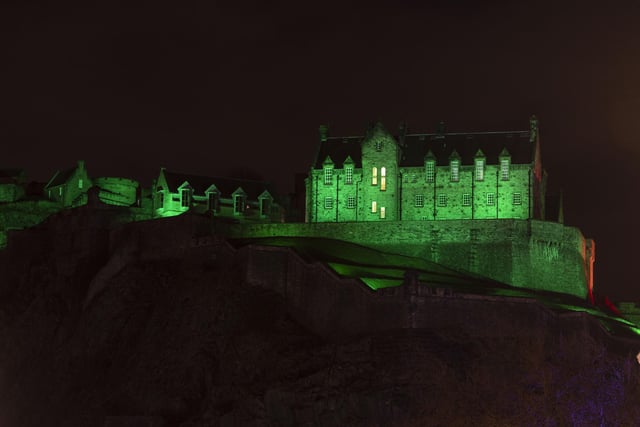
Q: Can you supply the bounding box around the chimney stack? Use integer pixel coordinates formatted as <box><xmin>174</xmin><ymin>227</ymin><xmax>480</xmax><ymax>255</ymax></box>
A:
<box><xmin>318</xmin><ymin>125</ymin><xmax>328</xmax><ymax>142</ymax></box>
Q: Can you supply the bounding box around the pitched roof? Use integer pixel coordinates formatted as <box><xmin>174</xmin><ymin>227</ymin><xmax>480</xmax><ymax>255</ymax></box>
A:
<box><xmin>162</xmin><ymin>170</ymin><xmax>276</xmax><ymax>199</ymax></box>
<box><xmin>312</xmin><ymin>129</ymin><xmax>535</xmax><ymax>169</ymax></box>
<box><xmin>45</xmin><ymin>167</ymin><xmax>76</xmax><ymax>189</ymax></box>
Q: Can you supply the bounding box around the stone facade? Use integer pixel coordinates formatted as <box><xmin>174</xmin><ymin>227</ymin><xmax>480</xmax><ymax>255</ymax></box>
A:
<box><xmin>306</xmin><ymin>117</ymin><xmax>545</xmax><ymax>223</ymax></box>
<box><xmin>44</xmin><ymin>160</ymin><xmax>92</xmax><ymax>207</ymax></box>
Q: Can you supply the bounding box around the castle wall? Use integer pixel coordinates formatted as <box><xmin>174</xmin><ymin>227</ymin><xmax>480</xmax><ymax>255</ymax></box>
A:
<box><xmin>93</xmin><ymin>177</ymin><xmax>138</xmax><ymax>206</ymax></box>
<box><xmin>221</xmin><ymin>219</ymin><xmax>591</xmax><ymax>298</ymax></box>
<box><xmin>237</xmin><ymin>244</ymin><xmax>604</xmax><ymax>341</ymax></box>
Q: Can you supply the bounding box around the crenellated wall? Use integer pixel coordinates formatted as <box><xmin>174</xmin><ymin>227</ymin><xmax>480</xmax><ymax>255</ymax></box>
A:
<box><xmin>220</xmin><ymin>219</ymin><xmax>594</xmax><ymax>299</ymax></box>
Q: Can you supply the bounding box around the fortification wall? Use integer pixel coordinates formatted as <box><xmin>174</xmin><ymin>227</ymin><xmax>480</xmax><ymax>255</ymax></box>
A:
<box><xmin>221</xmin><ymin>219</ymin><xmax>591</xmax><ymax>298</ymax></box>
<box><xmin>93</xmin><ymin>177</ymin><xmax>138</xmax><ymax>206</ymax></box>
<box><xmin>237</xmin><ymin>244</ymin><xmax>608</xmax><ymax>342</ymax></box>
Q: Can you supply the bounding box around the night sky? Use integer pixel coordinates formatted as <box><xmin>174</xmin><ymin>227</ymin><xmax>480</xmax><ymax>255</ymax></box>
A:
<box><xmin>3</xmin><ymin>1</ymin><xmax>640</xmax><ymax>300</ymax></box>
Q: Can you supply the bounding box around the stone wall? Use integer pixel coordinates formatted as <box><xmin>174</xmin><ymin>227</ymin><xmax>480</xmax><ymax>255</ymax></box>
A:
<box><xmin>220</xmin><ymin>219</ymin><xmax>592</xmax><ymax>298</ymax></box>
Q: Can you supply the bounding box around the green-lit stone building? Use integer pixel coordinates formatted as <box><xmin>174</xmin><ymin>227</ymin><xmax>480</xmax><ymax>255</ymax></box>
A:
<box><xmin>301</xmin><ymin>117</ymin><xmax>595</xmax><ymax>299</ymax></box>
<box><xmin>306</xmin><ymin>117</ymin><xmax>544</xmax><ymax>223</ymax></box>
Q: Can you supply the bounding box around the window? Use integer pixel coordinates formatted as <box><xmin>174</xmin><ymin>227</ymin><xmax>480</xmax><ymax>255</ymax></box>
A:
<box><xmin>500</xmin><ymin>159</ymin><xmax>510</xmax><ymax>180</ymax></box>
<box><xmin>78</xmin><ymin>178</ymin><xmax>83</xmax><ymax>189</ymax></box>
<box><xmin>380</xmin><ymin>167</ymin><xmax>386</xmax><ymax>191</ymax></box>
<box><xmin>463</xmin><ymin>193</ymin><xmax>471</xmax><ymax>206</ymax></box>
<box><xmin>426</xmin><ymin>161</ymin><xmax>435</xmax><ymax>183</ymax></box>
<box><xmin>59</xmin><ymin>187</ymin><xmax>63</xmax><ymax>196</ymax></box>
<box><xmin>181</xmin><ymin>189</ymin><xmax>191</xmax><ymax>208</ymax></box>
<box><xmin>487</xmin><ymin>193</ymin><xmax>495</xmax><ymax>206</ymax></box>
<box><xmin>450</xmin><ymin>160</ymin><xmax>460</xmax><ymax>182</ymax></box>
<box><xmin>324</xmin><ymin>197</ymin><xmax>333</xmax><ymax>209</ymax></box>
<box><xmin>375</xmin><ymin>140</ymin><xmax>382</xmax><ymax>151</ymax></box>
<box><xmin>324</xmin><ymin>167</ymin><xmax>333</xmax><ymax>185</ymax></box>
<box><xmin>372</xmin><ymin>167</ymin><xmax>378</xmax><ymax>185</ymax></box>
<box><xmin>437</xmin><ymin>194</ymin><xmax>447</xmax><ymax>207</ymax></box>
<box><xmin>475</xmin><ymin>159</ymin><xmax>484</xmax><ymax>181</ymax></box>
<box><xmin>371</xmin><ymin>200</ymin><xmax>377</xmax><ymax>213</ymax></box>
<box><xmin>260</xmin><ymin>198</ymin><xmax>271</xmax><ymax>216</ymax></box>
<box><xmin>411</xmin><ymin>174</ymin><xmax>417</xmax><ymax>183</ymax></box>
<box><xmin>157</xmin><ymin>192</ymin><xmax>164</xmax><ymax>208</ymax></box>
<box><xmin>347</xmin><ymin>196</ymin><xmax>356</xmax><ymax>209</ymax></box>
<box><xmin>207</xmin><ymin>192</ymin><xmax>219</xmax><ymax>211</ymax></box>
<box><xmin>415</xmin><ymin>194</ymin><xmax>424</xmax><ymax>207</ymax></box>
<box><xmin>513</xmin><ymin>193</ymin><xmax>522</xmax><ymax>205</ymax></box>
<box><xmin>234</xmin><ymin>195</ymin><xmax>245</xmax><ymax>214</ymax></box>
<box><xmin>345</xmin><ymin>166</ymin><xmax>353</xmax><ymax>184</ymax></box>
<box><xmin>380</xmin><ymin>206</ymin><xmax>386</xmax><ymax>219</ymax></box>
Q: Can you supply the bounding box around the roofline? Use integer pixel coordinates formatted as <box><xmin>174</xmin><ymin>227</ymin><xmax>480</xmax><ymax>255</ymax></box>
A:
<box><xmin>325</xmin><ymin>130</ymin><xmax>530</xmax><ymax>140</ymax></box>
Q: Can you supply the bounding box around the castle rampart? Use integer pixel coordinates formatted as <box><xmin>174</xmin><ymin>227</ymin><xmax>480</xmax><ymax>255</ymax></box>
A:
<box><xmin>219</xmin><ymin>219</ymin><xmax>593</xmax><ymax>299</ymax></box>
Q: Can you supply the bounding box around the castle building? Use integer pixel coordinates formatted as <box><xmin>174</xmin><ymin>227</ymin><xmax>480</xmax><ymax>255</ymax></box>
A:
<box><xmin>299</xmin><ymin>117</ymin><xmax>595</xmax><ymax>299</ymax></box>
<box><xmin>154</xmin><ymin>168</ymin><xmax>279</xmax><ymax>221</ymax></box>
<box><xmin>306</xmin><ymin>117</ymin><xmax>545</xmax><ymax>223</ymax></box>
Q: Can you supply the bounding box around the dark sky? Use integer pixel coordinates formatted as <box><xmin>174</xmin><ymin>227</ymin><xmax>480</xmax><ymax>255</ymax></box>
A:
<box><xmin>3</xmin><ymin>1</ymin><xmax>640</xmax><ymax>300</ymax></box>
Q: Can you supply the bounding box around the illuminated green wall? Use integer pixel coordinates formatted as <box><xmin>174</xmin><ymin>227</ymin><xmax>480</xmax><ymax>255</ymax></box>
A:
<box><xmin>222</xmin><ymin>219</ymin><xmax>593</xmax><ymax>299</ymax></box>
<box><xmin>307</xmin><ymin>125</ymin><xmax>533</xmax><ymax>222</ymax></box>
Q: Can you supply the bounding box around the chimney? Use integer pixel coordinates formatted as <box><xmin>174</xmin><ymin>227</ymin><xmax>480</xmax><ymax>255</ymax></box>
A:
<box><xmin>318</xmin><ymin>125</ymin><xmax>328</xmax><ymax>142</ymax></box>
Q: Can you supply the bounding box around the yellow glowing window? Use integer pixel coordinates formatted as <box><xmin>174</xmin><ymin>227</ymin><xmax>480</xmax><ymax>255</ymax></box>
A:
<box><xmin>380</xmin><ymin>206</ymin><xmax>386</xmax><ymax>219</ymax></box>
<box><xmin>371</xmin><ymin>200</ymin><xmax>377</xmax><ymax>213</ymax></box>
<box><xmin>372</xmin><ymin>167</ymin><xmax>377</xmax><ymax>185</ymax></box>
<box><xmin>380</xmin><ymin>167</ymin><xmax>386</xmax><ymax>191</ymax></box>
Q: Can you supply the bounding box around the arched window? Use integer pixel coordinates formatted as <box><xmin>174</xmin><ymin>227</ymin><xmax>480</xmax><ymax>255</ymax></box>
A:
<box><xmin>380</xmin><ymin>167</ymin><xmax>386</xmax><ymax>191</ymax></box>
<box><xmin>372</xmin><ymin>167</ymin><xmax>378</xmax><ymax>185</ymax></box>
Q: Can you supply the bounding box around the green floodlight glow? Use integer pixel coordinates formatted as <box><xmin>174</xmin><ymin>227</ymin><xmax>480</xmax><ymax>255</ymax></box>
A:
<box><xmin>360</xmin><ymin>277</ymin><xmax>403</xmax><ymax>290</ymax></box>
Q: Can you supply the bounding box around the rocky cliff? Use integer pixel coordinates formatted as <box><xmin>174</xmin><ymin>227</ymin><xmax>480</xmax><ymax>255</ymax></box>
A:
<box><xmin>1</xmin><ymin>209</ymin><xmax>639</xmax><ymax>426</ymax></box>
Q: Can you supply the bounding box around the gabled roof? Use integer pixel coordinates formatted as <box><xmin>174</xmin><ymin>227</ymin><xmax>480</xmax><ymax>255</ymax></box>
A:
<box><xmin>45</xmin><ymin>167</ymin><xmax>76</xmax><ymax>189</ymax></box>
<box><xmin>400</xmin><ymin>131</ymin><xmax>533</xmax><ymax>166</ymax></box>
<box><xmin>162</xmin><ymin>170</ymin><xmax>276</xmax><ymax>200</ymax></box>
<box><xmin>312</xmin><ymin>129</ymin><xmax>535</xmax><ymax>169</ymax></box>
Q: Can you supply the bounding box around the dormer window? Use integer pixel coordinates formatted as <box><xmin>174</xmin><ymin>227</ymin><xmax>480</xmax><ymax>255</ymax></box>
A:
<box><xmin>324</xmin><ymin>167</ymin><xmax>333</xmax><ymax>185</ymax></box>
<box><xmin>260</xmin><ymin>198</ymin><xmax>271</xmax><ymax>217</ymax></box>
<box><xmin>499</xmin><ymin>149</ymin><xmax>511</xmax><ymax>181</ymax></box>
<box><xmin>450</xmin><ymin>160</ymin><xmax>460</xmax><ymax>182</ymax></box>
<box><xmin>425</xmin><ymin>160</ymin><xmax>435</xmax><ymax>183</ymax></box>
<box><xmin>375</xmin><ymin>140</ymin><xmax>382</xmax><ymax>151</ymax></box>
<box><xmin>380</xmin><ymin>167</ymin><xmax>386</xmax><ymax>191</ymax></box>
<box><xmin>372</xmin><ymin>167</ymin><xmax>378</xmax><ymax>185</ymax></box>
<box><xmin>474</xmin><ymin>151</ymin><xmax>485</xmax><ymax>181</ymax></box>
<box><xmin>157</xmin><ymin>191</ymin><xmax>164</xmax><ymax>209</ymax></box>
<box><xmin>345</xmin><ymin>166</ymin><xmax>353</xmax><ymax>184</ymax></box>
<box><xmin>180</xmin><ymin>188</ymin><xmax>191</xmax><ymax>208</ymax></box>
<box><xmin>207</xmin><ymin>191</ymin><xmax>219</xmax><ymax>212</ymax></box>
<box><xmin>234</xmin><ymin>194</ymin><xmax>246</xmax><ymax>215</ymax></box>
<box><xmin>78</xmin><ymin>178</ymin><xmax>83</xmax><ymax>189</ymax></box>
<box><xmin>500</xmin><ymin>158</ymin><xmax>510</xmax><ymax>180</ymax></box>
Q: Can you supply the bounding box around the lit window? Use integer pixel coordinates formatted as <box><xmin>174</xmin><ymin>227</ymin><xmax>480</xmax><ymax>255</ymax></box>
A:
<box><xmin>371</xmin><ymin>200</ymin><xmax>377</xmax><ymax>213</ymax></box>
<box><xmin>450</xmin><ymin>160</ymin><xmax>459</xmax><ymax>182</ymax></box>
<box><xmin>500</xmin><ymin>159</ymin><xmax>510</xmax><ymax>181</ymax></box>
<box><xmin>324</xmin><ymin>167</ymin><xmax>333</xmax><ymax>185</ymax></box>
<box><xmin>487</xmin><ymin>193</ymin><xmax>495</xmax><ymax>206</ymax></box>
<box><xmin>59</xmin><ymin>187</ymin><xmax>63</xmax><ymax>196</ymax></box>
<box><xmin>347</xmin><ymin>196</ymin><xmax>356</xmax><ymax>209</ymax></box>
<box><xmin>345</xmin><ymin>167</ymin><xmax>353</xmax><ymax>184</ymax></box>
<box><xmin>380</xmin><ymin>167</ymin><xmax>386</xmax><ymax>191</ymax></box>
<box><xmin>380</xmin><ymin>206</ymin><xmax>386</xmax><ymax>219</ymax></box>
<box><xmin>425</xmin><ymin>161</ymin><xmax>435</xmax><ymax>183</ymax></box>
<box><xmin>415</xmin><ymin>194</ymin><xmax>424</xmax><ymax>207</ymax></box>
<box><xmin>324</xmin><ymin>197</ymin><xmax>333</xmax><ymax>209</ymax></box>
<box><xmin>513</xmin><ymin>193</ymin><xmax>522</xmax><ymax>205</ymax></box>
<box><xmin>78</xmin><ymin>178</ymin><xmax>83</xmax><ymax>189</ymax></box>
<box><xmin>181</xmin><ymin>189</ymin><xmax>191</xmax><ymax>208</ymax></box>
<box><xmin>475</xmin><ymin>159</ymin><xmax>484</xmax><ymax>181</ymax></box>
<box><xmin>372</xmin><ymin>167</ymin><xmax>378</xmax><ymax>185</ymax></box>
<box><xmin>463</xmin><ymin>193</ymin><xmax>471</xmax><ymax>206</ymax></box>
<box><xmin>437</xmin><ymin>194</ymin><xmax>447</xmax><ymax>207</ymax></box>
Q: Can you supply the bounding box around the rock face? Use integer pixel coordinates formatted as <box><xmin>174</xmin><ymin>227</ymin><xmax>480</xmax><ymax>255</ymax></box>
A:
<box><xmin>0</xmin><ymin>211</ymin><xmax>639</xmax><ymax>426</ymax></box>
